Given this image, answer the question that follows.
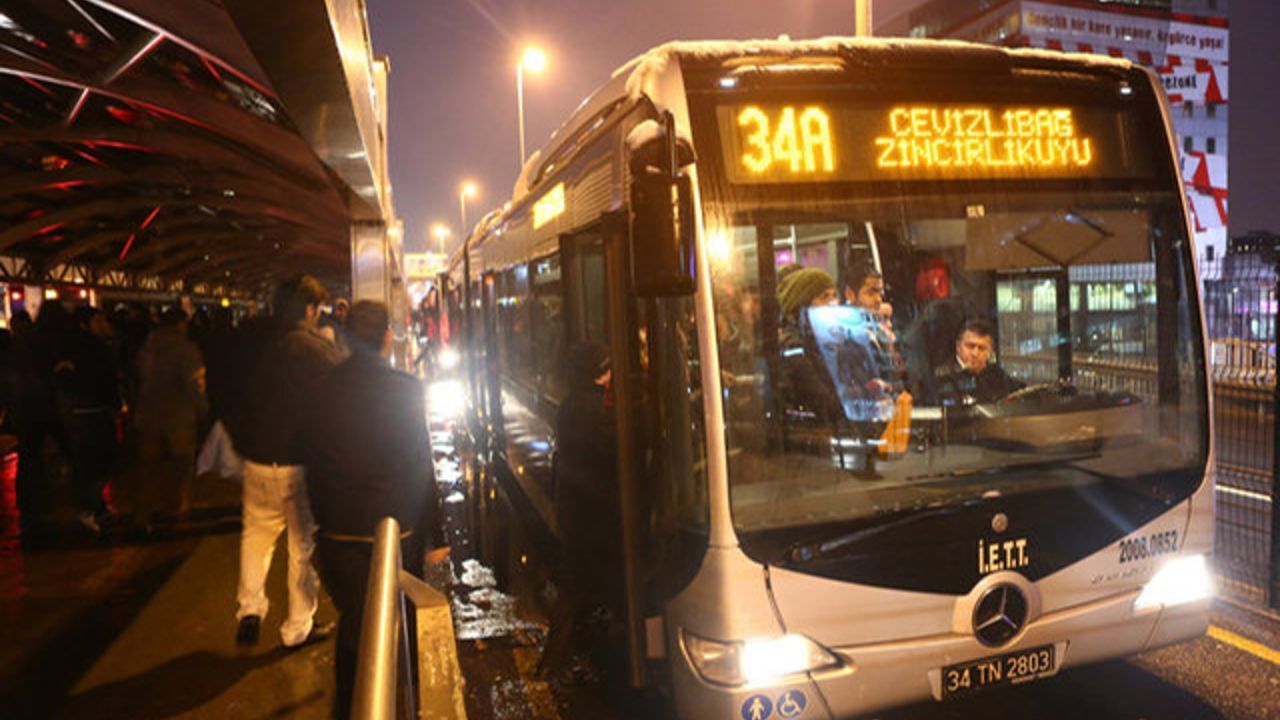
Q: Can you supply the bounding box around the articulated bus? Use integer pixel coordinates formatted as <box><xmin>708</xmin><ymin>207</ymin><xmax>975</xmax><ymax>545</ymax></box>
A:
<box><xmin>448</xmin><ymin>38</ymin><xmax>1212</xmax><ymax>718</ymax></box>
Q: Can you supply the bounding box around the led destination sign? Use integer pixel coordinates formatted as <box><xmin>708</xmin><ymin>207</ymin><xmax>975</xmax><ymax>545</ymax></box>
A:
<box><xmin>717</xmin><ymin>101</ymin><xmax>1143</xmax><ymax>184</ymax></box>
<box><xmin>875</xmin><ymin>107</ymin><xmax>1094</xmax><ymax>171</ymax></box>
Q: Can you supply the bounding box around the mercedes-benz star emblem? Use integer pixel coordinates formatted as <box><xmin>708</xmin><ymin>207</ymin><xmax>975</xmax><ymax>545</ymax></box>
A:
<box><xmin>973</xmin><ymin>584</ymin><xmax>1028</xmax><ymax>647</ymax></box>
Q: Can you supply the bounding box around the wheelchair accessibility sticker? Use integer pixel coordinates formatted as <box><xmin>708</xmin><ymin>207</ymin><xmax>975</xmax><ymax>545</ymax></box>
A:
<box><xmin>740</xmin><ymin>690</ymin><xmax>807</xmax><ymax>720</ymax></box>
<box><xmin>741</xmin><ymin>694</ymin><xmax>772</xmax><ymax>720</ymax></box>
<box><xmin>776</xmin><ymin>689</ymin><xmax>807</xmax><ymax>718</ymax></box>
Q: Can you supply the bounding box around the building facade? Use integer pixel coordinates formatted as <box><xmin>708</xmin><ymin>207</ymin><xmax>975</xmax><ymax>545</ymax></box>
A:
<box><xmin>878</xmin><ymin>0</ymin><xmax>1229</xmax><ymax>267</ymax></box>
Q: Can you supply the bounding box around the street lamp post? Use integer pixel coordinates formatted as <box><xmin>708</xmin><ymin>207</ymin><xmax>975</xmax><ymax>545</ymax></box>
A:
<box><xmin>516</xmin><ymin>46</ymin><xmax>547</xmax><ymax>169</ymax></box>
<box><xmin>458</xmin><ymin>182</ymin><xmax>477</xmax><ymax>238</ymax></box>
<box><xmin>431</xmin><ymin>223</ymin><xmax>451</xmax><ymax>255</ymax></box>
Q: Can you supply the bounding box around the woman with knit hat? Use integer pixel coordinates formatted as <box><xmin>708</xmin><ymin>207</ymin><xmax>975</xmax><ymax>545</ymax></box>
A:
<box><xmin>776</xmin><ymin>267</ymin><xmax>843</xmax><ymax>425</ymax></box>
<box><xmin>778</xmin><ymin>267</ymin><xmax>838</xmax><ymax>321</ymax></box>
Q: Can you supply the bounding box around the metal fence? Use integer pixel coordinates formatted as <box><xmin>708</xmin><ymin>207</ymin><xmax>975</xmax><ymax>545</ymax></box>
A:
<box><xmin>1201</xmin><ymin>253</ymin><xmax>1278</xmax><ymax>610</ymax></box>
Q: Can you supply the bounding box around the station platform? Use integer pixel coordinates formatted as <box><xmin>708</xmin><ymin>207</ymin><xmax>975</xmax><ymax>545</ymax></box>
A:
<box><xmin>0</xmin><ymin>471</ymin><xmax>341</xmax><ymax>719</ymax></box>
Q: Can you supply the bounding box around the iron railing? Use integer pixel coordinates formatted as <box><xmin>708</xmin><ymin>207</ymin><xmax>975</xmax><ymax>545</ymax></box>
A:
<box><xmin>352</xmin><ymin>517</ymin><xmax>467</xmax><ymax>720</ymax></box>
<box><xmin>352</xmin><ymin>517</ymin><xmax>417</xmax><ymax>720</ymax></box>
<box><xmin>1202</xmin><ymin>254</ymin><xmax>1278</xmax><ymax>610</ymax></box>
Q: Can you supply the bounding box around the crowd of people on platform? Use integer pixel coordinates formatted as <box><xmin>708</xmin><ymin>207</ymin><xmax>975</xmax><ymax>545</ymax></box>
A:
<box><xmin>0</xmin><ymin>299</ymin><xmax>222</xmax><ymax>541</ymax></box>
<box><xmin>0</xmin><ymin>274</ymin><xmax>444</xmax><ymax>718</ymax></box>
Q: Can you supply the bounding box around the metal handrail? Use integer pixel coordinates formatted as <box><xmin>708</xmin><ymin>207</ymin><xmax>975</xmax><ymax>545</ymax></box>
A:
<box><xmin>352</xmin><ymin>517</ymin><xmax>416</xmax><ymax>720</ymax></box>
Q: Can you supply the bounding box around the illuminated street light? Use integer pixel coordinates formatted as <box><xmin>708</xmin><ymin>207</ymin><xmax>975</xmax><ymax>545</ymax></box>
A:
<box><xmin>459</xmin><ymin>181</ymin><xmax>478</xmax><ymax>237</ymax></box>
<box><xmin>431</xmin><ymin>222</ymin><xmax>452</xmax><ymax>255</ymax></box>
<box><xmin>517</xmin><ymin>45</ymin><xmax>549</xmax><ymax>168</ymax></box>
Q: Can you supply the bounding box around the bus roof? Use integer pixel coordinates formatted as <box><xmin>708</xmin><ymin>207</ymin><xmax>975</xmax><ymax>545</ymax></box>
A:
<box><xmin>512</xmin><ymin>37</ymin><xmax>1135</xmax><ymax>199</ymax></box>
<box><xmin>449</xmin><ymin>37</ymin><xmax>1141</xmax><ymax>272</ymax></box>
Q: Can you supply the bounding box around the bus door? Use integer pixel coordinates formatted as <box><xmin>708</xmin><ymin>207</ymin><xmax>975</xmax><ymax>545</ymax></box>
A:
<box><xmin>600</xmin><ymin>210</ymin><xmax>709</xmax><ymax>687</ymax></box>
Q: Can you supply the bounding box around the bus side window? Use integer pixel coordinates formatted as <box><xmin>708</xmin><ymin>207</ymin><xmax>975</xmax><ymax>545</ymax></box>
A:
<box><xmin>500</xmin><ymin>264</ymin><xmax>534</xmax><ymax>389</ymax></box>
<box><xmin>582</xmin><ymin>249</ymin><xmax>607</xmax><ymax>344</ymax></box>
<box><xmin>562</xmin><ymin>232</ymin><xmax>608</xmax><ymax>347</ymax></box>
<box><xmin>532</xmin><ymin>254</ymin><xmax>566</xmax><ymax>404</ymax></box>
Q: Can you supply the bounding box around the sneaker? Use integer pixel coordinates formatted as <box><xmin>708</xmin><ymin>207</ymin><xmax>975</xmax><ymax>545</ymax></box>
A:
<box><xmin>285</xmin><ymin>621</ymin><xmax>335</xmax><ymax>650</ymax></box>
<box><xmin>236</xmin><ymin>615</ymin><xmax>261</xmax><ymax>646</ymax></box>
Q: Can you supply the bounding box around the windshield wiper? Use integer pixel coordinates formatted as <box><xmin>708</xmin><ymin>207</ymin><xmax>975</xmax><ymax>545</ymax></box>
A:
<box><xmin>904</xmin><ymin>452</ymin><xmax>1101</xmax><ymax>484</ymax></box>
<box><xmin>777</xmin><ymin>501</ymin><xmax>977</xmax><ymax>567</ymax></box>
<box><xmin>805</xmin><ymin>504</ymin><xmax>969</xmax><ymax>561</ymax></box>
<box><xmin>779</xmin><ymin>453</ymin><xmax>1106</xmax><ymax>566</ymax></box>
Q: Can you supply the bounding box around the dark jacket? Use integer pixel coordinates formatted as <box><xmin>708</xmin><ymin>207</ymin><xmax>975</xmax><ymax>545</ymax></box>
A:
<box><xmin>239</xmin><ymin>321</ymin><xmax>342</xmax><ymax>465</ymax></box>
<box><xmin>554</xmin><ymin>380</ymin><xmax>617</xmax><ymax>513</ymax></box>
<box><xmin>299</xmin><ymin>350</ymin><xmax>442</xmax><ymax>544</ymax></box>
<box><xmin>778</xmin><ymin>320</ymin><xmax>844</xmax><ymax>425</ymax></box>
<box><xmin>53</xmin><ymin>327</ymin><xmax>120</xmax><ymax>414</ymax></box>
<box><xmin>935</xmin><ymin>359</ymin><xmax>1025</xmax><ymax>406</ymax></box>
<box><xmin>553</xmin><ymin>376</ymin><xmax>619</xmax><ymax>591</ymax></box>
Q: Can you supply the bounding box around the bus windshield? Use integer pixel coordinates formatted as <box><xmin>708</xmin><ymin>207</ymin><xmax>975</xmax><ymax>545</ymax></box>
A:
<box><xmin>687</xmin><ymin>71</ymin><xmax>1209</xmax><ymax>553</ymax></box>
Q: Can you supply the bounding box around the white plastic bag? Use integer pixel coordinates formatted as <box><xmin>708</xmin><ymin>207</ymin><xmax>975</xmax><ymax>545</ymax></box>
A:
<box><xmin>197</xmin><ymin>420</ymin><xmax>244</xmax><ymax>481</ymax></box>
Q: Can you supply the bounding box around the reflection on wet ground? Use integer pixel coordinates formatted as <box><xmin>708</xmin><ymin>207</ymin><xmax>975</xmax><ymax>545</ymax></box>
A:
<box><xmin>425</xmin><ymin>377</ymin><xmax>661</xmax><ymax>720</ymax></box>
<box><xmin>0</xmin><ymin>451</ymin><xmax>18</xmax><ymax>557</ymax></box>
<box><xmin>0</xmin><ymin>435</ymin><xmax>336</xmax><ymax>717</ymax></box>
<box><xmin>452</xmin><ymin>558</ymin><xmax>542</xmax><ymax>642</ymax></box>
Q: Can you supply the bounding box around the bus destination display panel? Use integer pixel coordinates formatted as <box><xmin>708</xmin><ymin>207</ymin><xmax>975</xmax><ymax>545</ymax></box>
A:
<box><xmin>715</xmin><ymin>102</ymin><xmax>1148</xmax><ymax>184</ymax></box>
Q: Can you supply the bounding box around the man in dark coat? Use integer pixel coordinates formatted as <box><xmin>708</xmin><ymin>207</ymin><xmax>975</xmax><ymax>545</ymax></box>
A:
<box><xmin>536</xmin><ymin>342</ymin><xmax>620</xmax><ymax>679</ymax></box>
<box><xmin>54</xmin><ymin>306</ymin><xmax>122</xmax><ymax>534</ymax></box>
<box><xmin>299</xmin><ymin>300</ymin><xmax>444</xmax><ymax>718</ymax></box>
<box><xmin>12</xmin><ymin>304</ymin><xmax>65</xmax><ymax>543</ymax></box>
<box><xmin>935</xmin><ymin>319</ymin><xmax>1024</xmax><ymax>406</ymax></box>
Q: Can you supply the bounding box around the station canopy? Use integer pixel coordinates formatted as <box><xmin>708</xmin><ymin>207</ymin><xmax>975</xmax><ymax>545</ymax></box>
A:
<box><xmin>0</xmin><ymin>1</ymin><xmax>359</xmax><ymax>298</ymax></box>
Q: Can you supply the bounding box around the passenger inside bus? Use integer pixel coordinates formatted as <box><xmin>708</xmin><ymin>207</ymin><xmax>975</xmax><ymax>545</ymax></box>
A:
<box><xmin>933</xmin><ymin>319</ymin><xmax>1025</xmax><ymax>407</ymax></box>
<box><xmin>776</xmin><ymin>268</ymin><xmax>842</xmax><ymax>425</ymax></box>
<box><xmin>838</xmin><ymin>262</ymin><xmax>904</xmax><ymax>403</ymax></box>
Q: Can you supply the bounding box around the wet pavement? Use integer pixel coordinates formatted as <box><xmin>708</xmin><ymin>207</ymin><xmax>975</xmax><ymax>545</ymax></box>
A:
<box><xmin>0</xmin><ymin>448</ymin><xmax>339</xmax><ymax>718</ymax></box>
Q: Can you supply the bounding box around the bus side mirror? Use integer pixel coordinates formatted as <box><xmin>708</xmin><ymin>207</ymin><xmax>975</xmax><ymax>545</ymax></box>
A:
<box><xmin>629</xmin><ymin>111</ymin><xmax>696</xmax><ymax>297</ymax></box>
<box><xmin>630</xmin><ymin>172</ymin><xmax>695</xmax><ymax>297</ymax></box>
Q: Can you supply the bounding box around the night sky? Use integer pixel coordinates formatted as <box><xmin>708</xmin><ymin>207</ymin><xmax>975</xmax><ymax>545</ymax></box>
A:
<box><xmin>365</xmin><ymin>0</ymin><xmax>1280</xmax><ymax>254</ymax></box>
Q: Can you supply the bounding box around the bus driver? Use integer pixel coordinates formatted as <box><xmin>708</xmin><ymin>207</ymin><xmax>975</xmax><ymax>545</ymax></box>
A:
<box><xmin>934</xmin><ymin>319</ymin><xmax>1024</xmax><ymax>406</ymax></box>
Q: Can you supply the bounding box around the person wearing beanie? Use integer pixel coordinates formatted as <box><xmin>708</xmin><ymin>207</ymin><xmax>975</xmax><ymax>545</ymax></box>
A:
<box><xmin>778</xmin><ymin>267</ymin><xmax>838</xmax><ymax>319</ymax></box>
<box><xmin>777</xmin><ymin>267</ymin><xmax>843</xmax><ymax>425</ymax></box>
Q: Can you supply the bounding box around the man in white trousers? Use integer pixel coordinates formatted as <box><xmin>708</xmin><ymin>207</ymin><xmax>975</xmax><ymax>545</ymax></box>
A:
<box><xmin>234</xmin><ymin>274</ymin><xmax>344</xmax><ymax>647</ymax></box>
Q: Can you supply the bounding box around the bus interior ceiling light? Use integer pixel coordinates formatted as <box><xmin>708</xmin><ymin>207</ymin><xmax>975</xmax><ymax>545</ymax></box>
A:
<box><xmin>683</xmin><ymin>631</ymin><xmax>839</xmax><ymax>686</ymax></box>
<box><xmin>1133</xmin><ymin>555</ymin><xmax>1213</xmax><ymax>611</ymax></box>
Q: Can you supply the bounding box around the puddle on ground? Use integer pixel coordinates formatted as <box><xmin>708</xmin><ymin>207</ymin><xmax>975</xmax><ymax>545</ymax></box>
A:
<box><xmin>452</xmin><ymin>558</ymin><xmax>542</xmax><ymax>642</ymax></box>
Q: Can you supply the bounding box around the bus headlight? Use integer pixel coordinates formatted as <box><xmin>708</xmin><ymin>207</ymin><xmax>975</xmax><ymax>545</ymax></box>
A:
<box><xmin>682</xmin><ymin>630</ymin><xmax>839</xmax><ymax>686</ymax></box>
<box><xmin>1134</xmin><ymin>554</ymin><xmax>1214</xmax><ymax>611</ymax></box>
<box><xmin>439</xmin><ymin>347</ymin><xmax>460</xmax><ymax>370</ymax></box>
